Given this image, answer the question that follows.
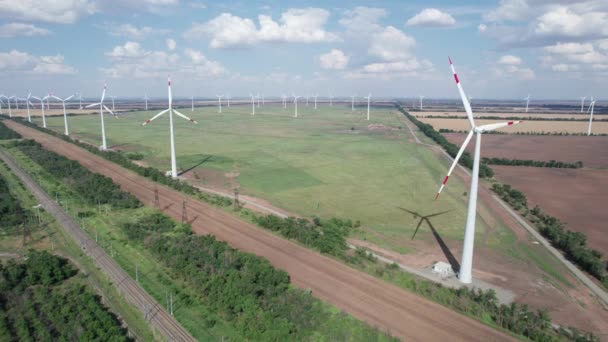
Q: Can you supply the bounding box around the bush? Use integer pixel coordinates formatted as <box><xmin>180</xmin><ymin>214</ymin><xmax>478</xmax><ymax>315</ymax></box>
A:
<box><xmin>0</xmin><ymin>121</ymin><xmax>21</xmax><ymax>140</ymax></box>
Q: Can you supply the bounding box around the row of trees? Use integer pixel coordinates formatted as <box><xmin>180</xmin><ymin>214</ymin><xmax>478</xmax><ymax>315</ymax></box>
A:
<box><xmin>121</xmin><ymin>212</ymin><xmax>394</xmax><ymax>341</ymax></box>
<box><xmin>11</xmin><ymin>139</ymin><xmax>141</xmax><ymax>209</ymax></box>
<box><xmin>397</xmin><ymin>106</ymin><xmax>494</xmax><ymax>178</ymax></box>
<box><xmin>0</xmin><ymin>170</ymin><xmax>26</xmax><ymax>228</ymax></box>
<box><xmin>420</xmin><ymin>114</ymin><xmax>608</xmax><ymax>122</ymax></box>
<box><xmin>0</xmin><ymin>121</ymin><xmax>21</xmax><ymax>140</ymax></box>
<box><xmin>492</xmin><ymin>183</ymin><xmax>607</xmax><ymax>286</ymax></box>
<box><xmin>0</xmin><ymin>250</ymin><xmax>131</xmax><ymax>341</ymax></box>
<box><xmin>483</xmin><ymin>157</ymin><xmax>583</xmax><ymax>169</ymax></box>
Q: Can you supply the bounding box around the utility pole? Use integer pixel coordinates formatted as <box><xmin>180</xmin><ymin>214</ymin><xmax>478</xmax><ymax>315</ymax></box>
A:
<box><xmin>154</xmin><ymin>187</ymin><xmax>160</xmax><ymax>209</ymax></box>
<box><xmin>181</xmin><ymin>200</ymin><xmax>188</xmax><ymax>223</ymax></box>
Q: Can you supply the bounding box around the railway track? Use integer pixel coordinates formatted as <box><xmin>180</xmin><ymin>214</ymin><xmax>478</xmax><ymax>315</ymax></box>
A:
<box><xmin>0</xmin><ymin>147</ymin><xmax>196</xmax><ymax>342</ymax></box>
<box><xmin>5</xmin><ymin>120</ymin><xmax>514</xmax><ymax>341</ymax></box>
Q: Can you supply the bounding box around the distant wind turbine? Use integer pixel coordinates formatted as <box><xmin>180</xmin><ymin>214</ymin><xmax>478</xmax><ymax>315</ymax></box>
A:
<box><xmin>293</xmin><ymin>94</ymin><xmax>300</xmax><ymax>118</ymax></box>
<box><xmin>365</xmin><ymin>93</ymin><xmax>371</xmax><ymax>120</ymax></box>
<box><xmin>250</xmin><ymin>93</ymin><xmax>256</xmax><ymax>115</ymax></box>
<box><xmin>216</xmin><ymin>94</ymin><xmax>223</xmax><ymax>113</ymax></box>
<box><xmin>31</xmin><ymin>94</ymin><xmax>49</xmax><ymax>128</ymax></box>
<box><xmin>141</xmin><ymin>76</ymin><xmax>197</xmax><ymax>178</ymax></box>
<box><xmin>77</xmin><ymin>92</ymin><xmax>83</xmax><ymax>110</ymax></box>
<box><xmin>306</xmin><ymin>95</ymin><xmax>309</xmax><ymax>107</ymax></box>
<box><xmin>524</xmin><ymin>94</ymin><xmax>530</xmax><ymax>113</ymax></box>
<box><xmin>313</xmin><ymin>94</ymin><xmax>318</xmax><ymax>110</ymax></box>
<box><xmin>419</xmin><ymin>95</ymin><xmax>425</xmax><ymax>110</ymax></box>
<box><xmin>256</xmin><ymin>93</ymin><xmax>260</xmax><ymax>108</ymax></box>
<box><xmin>144</xmin><ymin>93</ymin><xmax>149</xmax><ymax>111</ymax></box>
<box><xmin>281</xmin><ymin>94</ymin><xmax>287</xmax><ymax>109</ymax></box>
<box><xmin>226</xmin><ymin>93</ymin><xmax>230</xmax><ymax>107</ymax></box>
<box><xmin>51</xmin><ymin>93</ymin><xmax>75</xmax><ymax>136</ymax></box>
<box><xmin>86</xmin><ymin>84</ymin><xmax>115</xmax><ymax>150</ymax></box>
<box><xmin>24</xmin><ymin>93</ymin><xmax>33</xmax><ymax>122</ymax></box>
<box><xmin>580</xmin><ymin>96</ymin><xmax>587</xmax><ymax>113</ymax></box>
<box><xmin>109</xmin><ymin>95</ymin><xmax>116</xmax><ymax>111</ymax></box>
<box><xmin>351</xmin><ymin>95</ymin><xmax>356</xmax><ymax>111</ymax></box>
<box><xmin>329</xmin><ymin>94</ymin><xmax>333</xmax><ymax>106</ymax></box>
<box><xmin>587</xmin><ymin>97</ymin><xmax>596</xmax><ymax>136</ymax></box>
<box><xmin>0</xmin><ymin>95</ymin><xmax>9</xmax><ymax>117</ymax></box>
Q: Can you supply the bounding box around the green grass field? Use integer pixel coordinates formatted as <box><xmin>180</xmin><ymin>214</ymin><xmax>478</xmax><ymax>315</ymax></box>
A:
<box><xmin>40</xmin><ymin>103</ymin><xmax>507</xmax><ymax>253</ymax></box>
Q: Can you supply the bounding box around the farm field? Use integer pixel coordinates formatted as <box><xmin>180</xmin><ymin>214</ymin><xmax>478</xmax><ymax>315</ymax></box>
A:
<box><xmin>35</xmin><ymin>105</ymin><xmax>608</xmax><ymax>335</ymax></box>
<box><xmin>420</xmin><ymin>117</ymin><xmax>608</xmax><ymax>134</ymax></box>
<box><xmin>444</xmin><ymin>133</ymin><xmax>608</xmax><ymax>169</ymax></box>
<box><xmin>492</xmin><ymin>166</ymin><xmax>608</xmax><ymax>253</ymax></box>
<box><xmin>415</xmin><ymin>110</ymin><xmax>601</xmax><ymax>120</ymax></box>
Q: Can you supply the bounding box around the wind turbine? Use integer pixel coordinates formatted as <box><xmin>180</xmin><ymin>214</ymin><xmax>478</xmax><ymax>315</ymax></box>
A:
<box><xmin>524</xmin><ymin>94</ymin><xmax>530</xmax><ymax>113</ymax></box>
<box><xmin>141</xmin><ymin>76</ymin><xmax>197</xmax><ymax>178</ymax></box>
<box><xmin>109</xmin><ymin>95</ymin><xmax>116</xmax><ymax>111</ymax></box>
<box><xmin>24</xmin><ymin>93</ymin><xmax>33</xmax><ymax>122</ymax></box>
<box><xmin>256</xmin><ymin>93</ymin><xmax>260</xmax><ymax>108</ymax></box>
<box><xmin>14</xmin><ymin>96</ymin><xmax>18</xmax><ymax>110</ymax></box>
<box><xmin>419</xmin><ymin>95</ymin><xmax>425</xmax><ymax>110</ymax></box>
<box><xmin>250</xmin><ymin>93</ymin><xmax>256</xmax><ymax>115</ymax></box>
<box><xmin>0</xmin><ymin>95</ymin><xmax>9</xmax><ymax>117</ymax></box>
<box><xmin>365</xmin><ymin>93</ymin><xmax>371</xmax><ymax>120</ymax></box>
<box><xmin>51</xmin><ymin>94</ymin><xmax>75</xmax><ymax>136</ymax></box>
<box><xmin>144</xmin><ymin>93</ymin><xmax>149</xmax><ymax>111</ymax></box>
<box><xmin>216</xmin><ymin>94</ymin><xmax>223</xmax><ymax>113</ymax></box>
<box><xmin>580</xmin><ymin>96</ymin><xmax>587</xmax><ymax>113</ymax></box>
<box><xmin>77</xmin><ymin>93</ymin><xmax>83</xmax><ymax>110</ymax></box>
<box><xmin>351</xmin><ymin>95</ymin><xmax>356</xmax><ymax>111</ymax></box>
<box><xmin>435</xmin><ymin>57</ymin><xmax>522</xmax><ymax>284</ymax></box>
<box><xmin>86</xmin><ymin>84</ymin><xmax>115</xmax><ymax>150</ymax></box>
<box><xmin>261</xmin><ymin>94</ymin><xmax>265</xmax><ymax>106</ymax></box>
<box><xmin>313</xmin><ymin>94</ymin><xmax>318</xmax><ymax>110</ymax></box>
<box><xmin>329</xmin><ymin>94</ymin><xmax>333</xmax><ymax>106</ymax></box>
<box><xmin>587</xmin><ymin>97</ymin><xmax>596</xmax><ymax>136</ymax></box>
<box><xmin>46</xmin><ymin>94</ymin><xmax>50</xmax><ymax>110</ymax></box>
<box><xmin>293</xmin><ymin>94</ymin><xmax>300</xmax><ymax>118</ymax></box>
<box><xmin>226</xmin><ymin>93</ymin><xmax>230</xmax><ymax>107</ymax></box>
<box><xmin>191</xmin><ymin>96</ymin><xmax>194</xmax><ymax>112</ymax></box>
<box><xmin>31</xmin><ymin>94</ymin><xmax>49</xmax><ymax>128</ymax></box>
<box><xmin>281</xmin><ymin>94</ymin><xmax>287</xmax><ymax>109</ymax></box>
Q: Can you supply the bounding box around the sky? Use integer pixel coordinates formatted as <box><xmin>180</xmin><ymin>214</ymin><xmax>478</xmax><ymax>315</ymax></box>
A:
<box><xmin>0</xmin><ymin>0</ymin><xmax>607</xmax><ymax>100</ymax></box>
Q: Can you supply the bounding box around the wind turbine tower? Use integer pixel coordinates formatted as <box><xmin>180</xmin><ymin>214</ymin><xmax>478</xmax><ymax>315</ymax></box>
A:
<box><xmin>587</xmin><ymin>97</ymin><xmax>596</xmax><ymax>136</ymax></box>
<box><xmin>141</xmin><ymin>77</ymin><xmax>198</xmax><ymax>178</ymax></box>
<box><xmin>216</xmin><ymin>94</ymin><xmax>223</xmax><ymax>113</ymax></box>
<box><xmin>51</xmin><ymin>94</ymin><xmax>75</xmax><ymax>136</ymax></box>
<box><xmin>351</xmin><ymin>95</ymin><xmax>355</xmax><ymax>111</ymax></box>
<box><xmin>109</xmin><ymin>95</ymin><xmax>116</xmax><ymax>111</ymax></box>
<box><xmin>524</xmin><ymin>94</ymin><xmax>530</xmax><ymax>113</ymax></box>
<box><xmin>293</xmin><ymin>94</ymin><xmax>300</xmax><ymax>118</ymax></box>
<box><xmin>435</xmin><ymin>57</ymin><xmax>521</xmax><ymax>284</ymax></box>
<box><xmin>144</xmin><ymin>93</ymin><xmax>149</xmax><ymax>111</ymax></box>
<box><xmin>31</xmin><ymin>95</ymin><xmax>49</xmax><ymax>128</ymax></box>
<box><xmin>313</xmin><ymin>94</ymin><xmax>318</xmax><ymax>110</ymax></box>
<box><xmin>250</xmin><ymin>94</ymin><xmax>256</xmax><ymax>115</ymax></box>
<box><xmin>86</xmin><ymin>84</ymin><xmax>115</xmax><ymax>150</ymax></box>
<box><xmin>580</xmin><ymin>96</ymin><xmax>587</xmax><ymax>113</ymax></box>
<box><xmin>419</xmin><ymin>95</ymin><xmax>425</xmax><ymax>110</ymax></box>
<box><xmin>365</xmin><ymin>93</ymin><xmax>371</xmax><ymax>120</ymax></box>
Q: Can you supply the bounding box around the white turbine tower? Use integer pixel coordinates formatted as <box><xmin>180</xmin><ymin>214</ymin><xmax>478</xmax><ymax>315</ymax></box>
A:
<box><xmin>313</xmin><ymin>94</ymin><xmax>318</xmax><ymax>110</ymax></box>
<box><xmin>144</xmin><ymin>93</ymin><xmax>149</xmax><ymax>111</ymax></box>
<box><xmin>587</xmin><ymin>97</ymin><xmax>596</xmax><ymax>136</ymax></box>
<box><xmin>78</xmin><ymin>92</ymin><xmax>83</xmax><ymax>110</ymax></box>
<box><xmin>142</xmin><ymin>76</ymin><xmax>197</xmax><ymax>178</ymax></box>
<box><xmin>216</xmin><ymin>94</ymin><xmax>223</xmax><ymax>113</ymax></box>
<box><xmin>226</xmin><ymin>93</ymin><xmax>230</xmax><ymax>107</ymax></box>
<box><xmin>250</xmin><ymin>94</ymin><xmax>256</xmax><ymax>115</ymax></box>
<box><xmin>365</xmin><ymin>93</ymin><xmax>371</xmax><ymax>120</ymax></box>
<box><xmin>25</xmin><ymin>93</ymin><xmax>33</xmax><ymax>122</ymax></box>
<box><xmin>305</xmin><ymin>95</ymin><xmax>309</xmax><ymax>107</ymax></box>
<box><xmin>293</xmin><ymin>94</ymin><xmax>300</xmax><ymax>118</ymax></box>
<box><xmin>51</xmin><ymin>94</ymin><xmax>75</xmax><ymax>136</ymax></box>
<box><xmin>419</xmin><ymin>95</ymin><xmax>425</xmax><ymax>110</ymax></box>
<box><xmin>6</xmin><ymin>96</ymin><xmax>15</xmax><ymax>117</ymax></box>
<box><xmin>46</xmin><ymin>93</ymin><xmax>50</xmax><ymax>110</ymax></box>
<box><xmin>281</xmin><ymin>94</ymin><xmax>287</xmax><ymax>109</ymax></box>
<box><xmin>351</xmin><ymin>95</ymin><xmax>356</xmax><ymax>111</ymax></box>
<box><xmin>329</xmin><ymin>94</ymin><xmax>333</xmax><ymax>106</ymax></box>
<box><xmin>435</xmin><ymin>57</ymin><xmax>521</xmax><ymax>284</ymax></box>
<box><xmin>31</xmin><ymin>95</ymin><xmax>49</xmax><ymax>128</ymax></box>
<box><xmin>109</xmin><ymin>95</ymin><xmax>116</xmax><ymax>111</ymax></box>
<box><xmin>524</xmin><ymin>94</ymin><xmax>530</xmax><ymax>113</ymax></box>
<box><xmin>86</xmin><ymin>84</ymin><xmax>115</xmax><ymax>150</ymax></box>
<box><xmin>191</xmin><ymin>96</ymin><xmax>194</xmax><ymax>112</ymax></box>
<box><xmin>580</xmin><ymin>96</ymin><xmax>587</xmax><ymax>113</ymax></box>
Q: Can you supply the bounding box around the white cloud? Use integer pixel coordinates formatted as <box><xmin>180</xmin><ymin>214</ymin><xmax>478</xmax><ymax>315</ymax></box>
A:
<box><xmin>483</xmin><ymin>0</ymin><xmax>530</xmax><ymax>22</ymax></box>
<box><xmin>0</xmin><ymin>22</ymin><xmax>51</xmax><ymax>38</ymax></box>
<box><xmin>339</xmin><ymin>6</ymin><xmax>387</xmax><ymax>35</ymax></box>
<box><xmin>188</xmin><ymin>1</ymin><xmax>206</xmax><ymax>9</ymax></box>
<box><xmin>498</xmin><ymin>54</ymin><xmax>522</xmax><ymax>65</ymax></box>
<box><xmin>368</xmin><ymin>26</ymin><xmax>416</xmax><ymax>61</ymax></box>
<box><xmin>478</xmin><ymin>24</ymin><xmax>487</xmax><ymax>32</ymax></box>
<box><xmin>105</xmin><ymin>42</ymin><xmax>147</xmax><ymax>59</ymax></box>
<box><xmin>0</xmin><ymin>0</ymin><xmax>96</xmax><ymax>24</ymax></box>
<box><xmin>107</xmin><ymin>24</ymin><xmax>168</xmax><ymax>40</ymax></box>
<box><xmin>544</xmin><ymin>42</ymin><xmax>594</xmax><ymax>55</ymax></box>
<box><xmin>535</xmin><ymin>6</ymin><xmax>608</xmax><ymax>38</ymax></box>
<box><xmin>166</xmin><ymin>38</ymin><xmax>176</xmax><ymax>51</ymax></box>
<box><xmin>102</xmin><ymin>43</ymin><xmax>225</xmax><ymax>79</ymax></box>
<box><xmin>185</xmin><ymin>8</ymin><xmax>339</xmax><ymax>48</ymax></box>
<box><xmin>406</xmin><ymin>8</ymin><xmax>456</xmax><ymax>27</ymax></box>
<box><xmin>542</xmin><ymin>41</ymin><xmax>608</xmax><ymax>70</ymax></box>
<box><xmin>345</xmin><ymin>59</ymin><xmax>434</xmax><ymax>80</ymax></box>
<box><xmin>0</xmin><ymin>50</ymin><xmax>76</xmax><ymax>75</ymax></box>
<box><xmin>319</xmin><ymin>49</ymin><xmax>349</xmax><ymax>70</ymax></box>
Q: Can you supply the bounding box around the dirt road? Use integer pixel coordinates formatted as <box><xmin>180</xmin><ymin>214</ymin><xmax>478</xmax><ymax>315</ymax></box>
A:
<box><xmin>0</xmin><ymin>147</ymin><xmax>195</xmax><ymax>342</ymax></box>
<box><xmin>5</xmin><ymin>121</ymin><xmax>513</xmax><ymax>341</ymax></box>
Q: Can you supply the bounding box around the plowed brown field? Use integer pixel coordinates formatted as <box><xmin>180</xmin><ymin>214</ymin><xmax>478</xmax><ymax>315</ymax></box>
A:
<box><xmin>5</xmin><ymin>120</ymin><xmax>513</xmax><ymax>341</ymax></box>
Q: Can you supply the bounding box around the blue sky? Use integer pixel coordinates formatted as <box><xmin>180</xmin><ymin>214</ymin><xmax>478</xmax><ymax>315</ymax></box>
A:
<box><xmin>0</xmin><ymin>0</ymin><xmax>607</xmax><ymax>100</ymax></box>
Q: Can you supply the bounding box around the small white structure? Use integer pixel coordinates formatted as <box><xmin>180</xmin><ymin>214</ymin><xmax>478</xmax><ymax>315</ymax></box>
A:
<box><xmin>432</xmin><ymin>261</ymin><xmax>453</xmax><ymax>278</ymax></box>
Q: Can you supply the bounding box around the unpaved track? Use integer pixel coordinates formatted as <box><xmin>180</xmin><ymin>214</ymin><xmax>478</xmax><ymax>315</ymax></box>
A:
<box><xmin>6</xmin><ymin>120</ymin><xmax>513</xmax><ymax>341</ymax></box>
<box><xmin>0</xmin><ymin>147</ymin><xmax>195</xmax><ymax>342</ymax></box>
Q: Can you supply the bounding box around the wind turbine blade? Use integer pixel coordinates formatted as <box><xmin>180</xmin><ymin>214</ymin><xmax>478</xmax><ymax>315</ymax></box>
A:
<box><xmin>101</xmin><ymin>84</ymin><xmax>107</xmax><ymax>103</ymax></box>
<box><xmin>85</xmin><ymin>103</ymin><xmax>100</xmax><ymax>108</ymax></box>
<box><xmin>411</xmin><ymin>219</ymin><xmax>425</xmax><ymax>240</ymax></box>
<box><xmin>398</xmin><ymin>207</ymin><xmax>421</xmax><ymax>218</ymax></box>
<box><xmin>51</xmin><ymin>95</ymin><xmax>62</xmax><ymax>101</ymax></box>
<box><xmin>31</xmin><ymin>96</ymin><xmax>41</xmax><ymax>101</ymax></box>
<box><xmin>449</xmin><ymin>57</ymin><xmax>475</xmax><ymax>129</ymax></box>
<box><xmin>173</xmin><ymin>109</ymin><xmax>198</xmax><ymax>124</ymax></box>
<box><xmin>435</xmin><ymin>129</ymin><xmax>474</xmax><ymax>200</ymax></box>
<box><xmin>142</xmin><ymin>108</ymin><xmax>170</xmax><ymax>126</ymax></box>
<box><xmin>477</xmin><ymin>121</ymin><xmax>522</xmax><ymax>133</ymax></box>
<box><xmin>103</xmin><ymin>105</ymin><xmax>116</xmax><ymax>116</ymax></box>
<box><xmin>64</xmin><ymin>95</ymin><xmax>75</xmax><ymax>101</ymax></box>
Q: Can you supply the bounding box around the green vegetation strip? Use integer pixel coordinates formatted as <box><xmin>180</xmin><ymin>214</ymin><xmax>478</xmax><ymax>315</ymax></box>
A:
<box><xmin>439</xmin><ymin>128</ymin><xmax>608</xmax><ymax>137</ymax></box>
<box><xmin>492</xmin><ymin>184</ymin><xmax>607</xmax><ymax>288</ymax></box>
<box><xmin>5</xmin><ymin>117</ymin><xmax>599</xmax><ymax>341</ymax></box>
<box><xmin>396</xmin><ymin>106</ymin><xmax>495</xmax><ymax>178</ymax></box>
<box><xmin>0</xmin><ymin>169</ymin><xmax>26</xmax><ymax>228</ymax></box>
<box><xmin>0</xmin><ymin>250</ymin><xmax>131</xmax><ymax>341</ymax></box>
<box><xmin>483</xmin><ymin>158</ymin><xmax>583</xmax><ymax>169</ymax></box>
<box><xmin>0</xmin><ymin>121</ymin><xmax>21</xmax><ymax>140</ymax></box>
